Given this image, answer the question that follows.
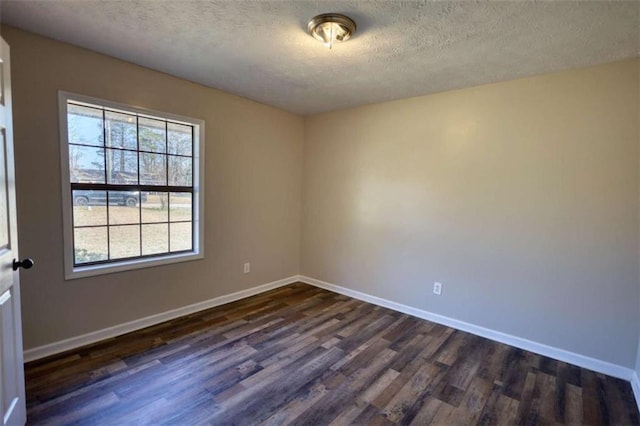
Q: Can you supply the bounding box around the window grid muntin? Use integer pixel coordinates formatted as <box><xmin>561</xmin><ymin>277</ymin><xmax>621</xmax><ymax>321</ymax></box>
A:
<box><xmin>137</xmin><ymin>114</ymin><xmax>142</xmax><ymax>257</ymax></box>
<box><xmin>68</xmin><ymin>100</ymin><xmax>196</xmax><ymax>267</ymax></box>
<box><xmin>102</xmin><ymin>109</ymin><xmax>111</xmax><ymax>261</ymax></box>
<box><xmin>70</xmin><ymin>142</ymin><xmax>193</xmax><ymax>158</ymax></box>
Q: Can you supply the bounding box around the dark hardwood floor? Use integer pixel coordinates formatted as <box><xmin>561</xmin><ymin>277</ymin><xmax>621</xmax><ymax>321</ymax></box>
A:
<box><xmin>25</xmin><ymin>283</ymin><xmax>639</xmax><ymax>425</ymax></box>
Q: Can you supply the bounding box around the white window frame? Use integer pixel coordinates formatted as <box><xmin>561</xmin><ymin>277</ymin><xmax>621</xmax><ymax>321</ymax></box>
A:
<box><xmin>58</xmin><ymin>91</ymin><xmax>205</xmax><ymax>280</ymax></box>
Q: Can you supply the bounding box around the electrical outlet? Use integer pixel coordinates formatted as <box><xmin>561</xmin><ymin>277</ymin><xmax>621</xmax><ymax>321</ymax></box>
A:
<box><xmin>433</xmin><ymin>282</ymin><xmax>442</xmax><ymax>295</ymax></box>
<box><xmin>243</xmin><ymin>262</ymin><xmax>250</xmax><ymax>274</ymax></box>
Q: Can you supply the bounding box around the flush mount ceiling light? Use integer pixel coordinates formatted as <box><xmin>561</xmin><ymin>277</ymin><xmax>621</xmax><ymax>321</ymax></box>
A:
<box><xmin>307</xmin><ymin>13</ymin><xmax>356</xmax><ymax>49</ymax></box>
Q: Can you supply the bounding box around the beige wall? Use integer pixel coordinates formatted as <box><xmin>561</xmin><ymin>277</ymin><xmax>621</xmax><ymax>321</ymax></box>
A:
<box><xmin>302</xmin><ymin>59</ymin><xmax>640</xmax><ymax>367</ymax></box>
<box><xmin>2</xmin><ymin>26</ymin><xmax>304</xmax><ymax>350</ymax></box>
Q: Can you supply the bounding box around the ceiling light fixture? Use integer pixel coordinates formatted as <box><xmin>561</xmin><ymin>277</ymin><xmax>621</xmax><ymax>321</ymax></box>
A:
<box><xmin>307</xmin><ymin>13</ymin><xmax>356</xmax><ymax>49</ymax></box>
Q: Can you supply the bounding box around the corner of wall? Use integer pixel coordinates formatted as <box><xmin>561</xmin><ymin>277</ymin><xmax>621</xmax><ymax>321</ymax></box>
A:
<box><xmin>298</xmin><ymin>114</ymin><xmax>311</xmax><ymax>277</ymax></box>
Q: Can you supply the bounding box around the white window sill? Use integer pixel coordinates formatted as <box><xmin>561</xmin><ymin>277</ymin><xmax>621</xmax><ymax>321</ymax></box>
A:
<box><xmin>65</xmin><ymin>251</ymin><xmax>204</xmax><ymax>280</ymax></box>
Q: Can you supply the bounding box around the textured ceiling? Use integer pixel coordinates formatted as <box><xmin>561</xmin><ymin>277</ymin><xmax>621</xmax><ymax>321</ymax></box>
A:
<box><xmin>1</xmin><ymin>1</ymin><xmax>639</xmax><ymax>115</ymax></box>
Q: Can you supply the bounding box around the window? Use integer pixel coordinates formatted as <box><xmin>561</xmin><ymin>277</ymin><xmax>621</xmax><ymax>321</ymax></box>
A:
<box><xmin>59</xmin><ymin>92</ymin><xmax>204</xmax><ymax>279</ymax></box>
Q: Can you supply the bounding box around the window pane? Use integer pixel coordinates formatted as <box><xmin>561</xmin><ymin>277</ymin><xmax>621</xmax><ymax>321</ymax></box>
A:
<box><xmin>140</xmin><ymin>152</ymin><xmax>166</xmax><ymax>185</ymax></box>
<box><xmin>108</xmin><ymin>192</ymin><xmax>140</xmax><ymax>225</ymax></box>
<box><xmin>105</xmin><ymin>111</ymin><xmax>136</xmax><ymax>150</ymax></box>
<box><xmin>68</xmin><ymin>104</ymin><xmax>103</xmax><ymax>147</ymax></box>
<box><xmin>69</xmin><ymin>145</ymin><xmax>105</xmax><ymax>183</ymax></box>
<box><xmin>139</xmin><ymin>117</ymin><xmax>166</xmax><ymax>153</ymax></box>
<box><xmin>73</xmin><ymin>190</ymin><xmax>107</xmax><ymax>226</ymax></box>
<box><xmin>170</xmin><ymin>222</ymin><xmax>192</xmax><ymax>252</ymax></box>
<box><xmin>141</xmin><ymin>192</ymin><xmax>168</xmax><ymax>223</ymax></box>
<box><xmin>74</xmin><ymin>227</ymin><xmax>108</xmax><ymax>264</ymax></box>
<box><xmin>109</xmin><ymin>225</ymin><xmax>140</xmax><ymax>259</ymax></box>
<box><xmin>168</xmin><ymin>156</ymin><xmax>192</xmax><ymax>186</ymax></box>
<box><xmin>64</xmin><ymin>97</ymin><xmax>202</xmax><ymax>274</ymax></box>
<box><xmin>169</xmin><ymin>192</ymin><xmax>192</xmax><ymax>222</ymax></box>
<box><xmin>142</xmin><ymin>224</ymin><xmax>168</xmax><ymax>255</ymax></box>
<box><xmin>168</xmin><ymin>122</ymin><xmax>192</xmax><ymax>156</ymax></box>
<box><xmin>106</xmin><ymin>149</ymin><xmax>138</xmax><ymax>184</ymax></box>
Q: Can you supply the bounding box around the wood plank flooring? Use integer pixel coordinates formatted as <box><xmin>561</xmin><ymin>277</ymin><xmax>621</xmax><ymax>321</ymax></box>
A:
<box><xmin>25</xmin><ymin>283</ymin><xmax>639</xmax><ymax>425</ymax></box>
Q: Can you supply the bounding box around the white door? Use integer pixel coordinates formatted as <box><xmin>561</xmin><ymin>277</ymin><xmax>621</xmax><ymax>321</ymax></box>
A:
<box><xmin>0</xmin><ymin>37</ymin><xmax>27</xmax><ymax>426</ymax></box>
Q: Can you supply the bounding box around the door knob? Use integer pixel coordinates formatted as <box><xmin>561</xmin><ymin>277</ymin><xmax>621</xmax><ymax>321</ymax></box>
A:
<box><xmin>12</xmin><ymin>258</ymin><xmax>34</xmax><ymax>271</ymax></box>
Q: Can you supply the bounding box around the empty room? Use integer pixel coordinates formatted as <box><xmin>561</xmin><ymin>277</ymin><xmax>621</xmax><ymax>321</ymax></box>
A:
<box><xmin>0</xmin><ymin>0</ymin><xmax>639</xmax><ymax>424</ymax></box>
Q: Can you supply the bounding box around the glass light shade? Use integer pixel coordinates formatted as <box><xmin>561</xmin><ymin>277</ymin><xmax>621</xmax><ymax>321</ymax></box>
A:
<box><xmin>308</xmin><ymin>14</ymin><xmax>356</xmax><ymax>49</ymax></box>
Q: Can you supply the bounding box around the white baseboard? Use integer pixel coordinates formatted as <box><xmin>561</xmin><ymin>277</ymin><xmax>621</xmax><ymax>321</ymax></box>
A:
<box><xmin>23</xmin><ymin>275</ymin><xmax>300</xmax><ymax>363</ymax></box>
<box><xmin>631</xmin><ymin>371</ymin><xmax>640</xmax><ymax>413</ymax></box>
<box><xmin>299</xmin><ymin>275</ymin><xmax>635</xmax><ymax>381</ymax></box>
